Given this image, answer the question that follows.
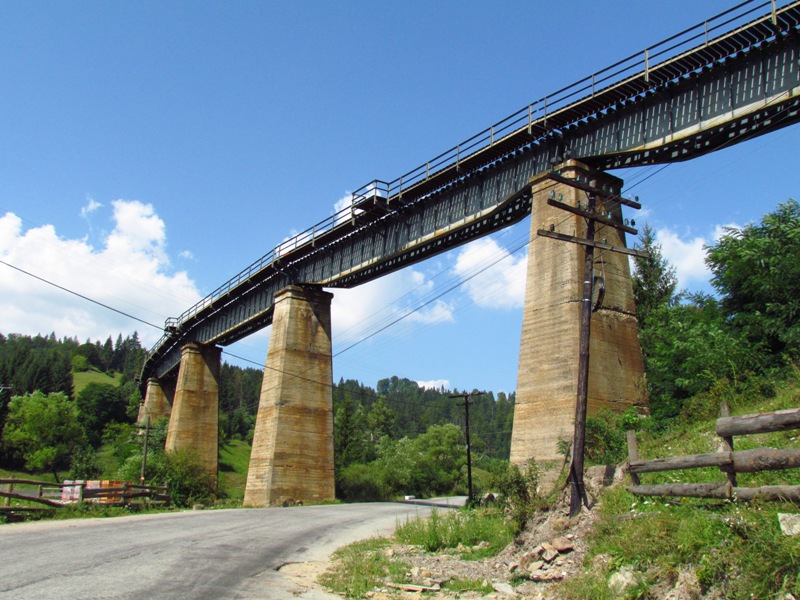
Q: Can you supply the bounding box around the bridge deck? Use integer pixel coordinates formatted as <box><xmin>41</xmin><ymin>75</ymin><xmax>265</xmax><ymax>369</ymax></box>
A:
<box><xmin>141</xmin><ymin>0</ymin><xmax>800</xmax><ymax>383</ymax></box>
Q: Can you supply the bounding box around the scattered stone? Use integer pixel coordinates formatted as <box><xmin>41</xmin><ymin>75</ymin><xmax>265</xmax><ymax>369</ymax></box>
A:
<box><xmin>508</xmin><ymin>562</ymin><xmax>519</xmax><ymax>573</ymax></box>
<box><xmin>491</xmin><ymin>582</ymin><xmax>517</xmax><ymax>596</ymax></box>
<box><xmin>387</xmin><ymin>582</ymin><xmax>440</xmax><ymax>592</ymax></box>
<box><xmin>385</xmin><ymin>548</ymin><xmax>394</xmax><ymax>558</ymax></box>
<box><xmin>474</xmin><ymin>541</ymin><xmax>492</xmax><ymax>549</ymax></box>
<box><xmin>549</xmin><ymin>536</ymin><xmax>574</xmax><ymax>553</ymax></box>
<box><xmin>519</xmin><ymin>551</ymin><xmax>539</xmax><ymax>570</ymax></box>
<box><xmin>540</xmin><ymin>543</ymin><xmax>559</xmax><ymax>563</ymax></box>
<box><xmin>591</xmin><ymin>553</ymin><xmax>612</xmax><ymax>571</ymax></box>
<box><xmin>192</xmin><ymin>504</ymin><xmax>205</xmax><ymax>510</ymax></box>
<box><xmin>779</xmin><ymin>513</ymin><xmax>800</xmax><ymax>536</ymax></box>
<box><xmin>527</xmin><ymin>560</ymin><xmax>544</xmax><ymax>572</ymax></box>
<box><xmin>529</xmin><ymin>570</ymin><xmax>565</xmax><ymax>582</ymax></box>
<box><xmin>609</xmin><ymin>566</ymin><xmax>639</xmax><ymax>594</ymax></box>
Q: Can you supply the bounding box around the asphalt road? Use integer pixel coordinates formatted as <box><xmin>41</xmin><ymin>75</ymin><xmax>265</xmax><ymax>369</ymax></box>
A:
<box><xmin>0</xmin><ymin>500</ymin><xmax>463</xmax><ymax>600</ymax></box>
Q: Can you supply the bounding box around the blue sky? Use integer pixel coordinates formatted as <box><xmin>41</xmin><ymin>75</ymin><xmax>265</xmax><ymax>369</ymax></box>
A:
<box><xmin>1</xmin><ymin>1</ymin><xmax>798</xmax><ymax>395</ymax></box>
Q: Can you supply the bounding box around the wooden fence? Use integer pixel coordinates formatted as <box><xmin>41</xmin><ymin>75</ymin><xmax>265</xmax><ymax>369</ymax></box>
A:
<box><xmin>627</xmin><ymin>405</ymin><xmax>800</xmax><ymax>503</ymax></box>
<box><xmin>0</xmin><ymin>478</ymin><xmax>170</xmax><ymax>515</ymax></box>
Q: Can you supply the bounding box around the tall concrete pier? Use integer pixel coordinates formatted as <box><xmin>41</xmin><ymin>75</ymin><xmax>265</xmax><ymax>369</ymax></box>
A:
<box><xmin>244</xmin><ymin>285</ymin><xmax>335</xmax><ymax>507</ymax></box>
<box><xmin>511</xmin><ymin>161</ymin><xmax>645</xmax><ymax>470</ymax></box>
<box><xmin>138</xmin><ymin>377</ymin><xmax>173</xmax><ymax>424</ymax></box>
<box><xmin>164</xmin><ymin>343</ymin><xmax>222</xmax><ymax>480</ymax></box>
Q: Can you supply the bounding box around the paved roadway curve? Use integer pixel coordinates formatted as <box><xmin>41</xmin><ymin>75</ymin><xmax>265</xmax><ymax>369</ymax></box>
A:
<box><xmin>0</xmin><ymin>500</ymin><xmax>462</xmax><ymax>599</ymax></box>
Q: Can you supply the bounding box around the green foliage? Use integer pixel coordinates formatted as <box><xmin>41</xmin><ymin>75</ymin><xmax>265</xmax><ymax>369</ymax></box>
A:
<box><xmin>493</xmin><ymin>460</ymin><xmax>544</xmax><ymax>531</ymax></box>
<box><xmin>68</xmin><ymin>447</ymin><xmax>103</xmax><ymax>479</ymax></box>
<box><xmin>319</xmin><ymin>537</ymin><xmax>409</xmax><ymax>599</ymax></box>
<box><xmin>71</xmin><ymin>354</ymin><xmax>90</xmax><ymax>372</ymax></box>
<box><xmin>707</xmin><ymin>199</ymin><xmax>800</xmax><ymax>362</ymax></box>
<box><xmin>640</xmin><ymin>294</ymin><xmax>757</xmax><ymax>421</ymax></box>
<box><xmin>336</xmin><ymin>462</ymin><xmax>385</xmax><ymax>501</ymax></box>
<box><xmin>118</xmin><ymin>447</ymin><xmax>216</xmax><ymax>507</ymax></box>
<box><xmin>76</xmin><ymin>382</ymin><xmax>128</xmax><ymax>447</ymax></box>
<box><xmin>2</xmin><ymin>391</ymin><xmax>88</xmax><ymax>479</ymax></box>
<box><xmin>395</xmin><ymin>508</ymin><xmax>513</xmax><ymax>558</ymax></box>
<box><xmin>632</xmin><ymin>223</ymin><xmax>678</xmax><ymax>324</ymax></box>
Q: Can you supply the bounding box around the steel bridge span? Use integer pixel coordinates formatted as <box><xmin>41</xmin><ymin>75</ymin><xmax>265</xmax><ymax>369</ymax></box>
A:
<box><xmin>142</xmin><ymin>0</ymin><xmax>800</xmax><ymax>383</ymax></box>
<box><xmin>138</xmin><ymin>1</ymin><xmax>800</xmax><ymax>506</ymax></box>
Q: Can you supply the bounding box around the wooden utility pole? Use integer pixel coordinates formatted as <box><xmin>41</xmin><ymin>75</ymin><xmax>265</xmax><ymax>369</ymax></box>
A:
<box><xmin>537</xmin><ymin>169</ymin><xmax>646</xmax><ymax>517</ymax></box>
<box><xmin>451</xmin><ymin>391</ymin><xmax>484</xmax><ymax>506</ymax></box>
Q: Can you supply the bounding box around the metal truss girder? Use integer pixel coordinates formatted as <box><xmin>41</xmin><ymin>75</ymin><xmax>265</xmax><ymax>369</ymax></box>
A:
<box><xmin>140</xmin><ymin>9</ymin><xmax>800</xmax><ymax>384</ymax></box>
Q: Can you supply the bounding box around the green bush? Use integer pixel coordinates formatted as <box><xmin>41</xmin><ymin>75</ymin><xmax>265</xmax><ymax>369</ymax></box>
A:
<box><xmin>336</xmin><ymin>462</ymin><xmax>385</xmax><ymax>502</ymax></box>
<box><xmin>492</xmin><ymin>461</ymin><xmax>543</xmax><ymax>532</ymax></box>
<box><xmin>118</xmin><ymin>447</ymin><xmax>216</xmax><ymax>507</ymax></box>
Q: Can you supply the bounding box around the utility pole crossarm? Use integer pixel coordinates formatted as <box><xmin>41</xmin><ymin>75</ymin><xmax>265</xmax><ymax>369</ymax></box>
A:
<box><xmin>536</xmin><ymin>229</ymin><xmax>650</xmax><ymax>258</ymax></box>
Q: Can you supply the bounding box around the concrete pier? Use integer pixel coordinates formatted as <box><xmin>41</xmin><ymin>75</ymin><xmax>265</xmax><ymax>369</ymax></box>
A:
<box><xmin>165</xmin><ymin>343</ymin><xmax>222</xmax><ymax>481</ymax></box>
<box><xmin>243</xmin><ymin>285</ymin><xmax>335</xmax><ymax>507</ymax></box>
<box><xmin>511</xmin><ymin>161</ymin><xmax>645</xmax><ymax>472</ymax></box>
<box><xmin>138</xmin><ymin>377</ymin><xmax>173</xmax><ymax>424</ymax></box>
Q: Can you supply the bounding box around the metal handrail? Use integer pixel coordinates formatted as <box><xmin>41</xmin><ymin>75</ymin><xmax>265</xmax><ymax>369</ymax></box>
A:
<box><xmin>152</xmin><ymin>0</ymin><xmax>792</xmax><ymax>349</ymax></box>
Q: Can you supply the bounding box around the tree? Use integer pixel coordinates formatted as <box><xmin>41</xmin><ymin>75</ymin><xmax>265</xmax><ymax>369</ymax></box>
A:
<box><xmin>706</xmin><ymin>199</ymin><xmax>800</xmax><ymax>362</ymax></box>
<box><xmin>76</xmin><ymin>382</ymin><xmax>128</xmax><ymax>446</ymax></box>
<box><xmin>632</xmin><ymin>223</ymin><xmax>678</xmax><ymax>325</ymax></box>
<box><xmin>2</xmin><ymin>391</ymin><xmax>88</xmax><ymax>480</ymax></box>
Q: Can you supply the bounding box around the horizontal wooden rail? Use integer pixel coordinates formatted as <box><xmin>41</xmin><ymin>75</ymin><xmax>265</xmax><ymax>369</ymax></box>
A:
<box><xmin>630</xmin><ymin>448</ymin><xmax>800</xmax><ymax>474</ymax></box>
<box><xmin>629</xmin><ymin>483</ymin><xmax>800</xmax><ymax>502</ymax></box>
<box><xmin>716</xmin><ymin>408</ymin><xmax>800</xmax><ymax>437</ymax></box>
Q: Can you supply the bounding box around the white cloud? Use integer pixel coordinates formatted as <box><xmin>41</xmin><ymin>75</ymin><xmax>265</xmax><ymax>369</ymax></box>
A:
<box><xmin>80</xmin><ymin>198</ymin><xmax>102</xmax><ymax>218</ymax></box>
<box><xmin>331</xmin><ymin>267</ymin><xmax>454</xmax><ymax>347</ymax></box>
<box><xmin>654</xmin><ymin>224</ymin><xmax>739</xmax><ymax>290</ymax></box>
<box><xmin>0</xmin><ymin>201</ymin><xmax>202</xmax><ymax>347</ymax></box>
<box><xmin>178</xmin><ymin>250</ymin><xmax>195</xmax><ymax>260</ymax></box>
<box><xmin>453</xmin><ymin>237</ymin><xmax>527</xmax><ymax>309</ymax></box>
<box><xmin>415</xmin><ymin>379</ymin><xmax>450</xmax><ymax>391</ymax></box>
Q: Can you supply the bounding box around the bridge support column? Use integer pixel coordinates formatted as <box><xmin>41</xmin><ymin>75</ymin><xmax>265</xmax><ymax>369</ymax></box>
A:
<box><xmin>244</xmin><ymin>285</ymin><xmax>335</xmax><ymax>507</ymax></box>
<box><xmin>511</xmin><ymin>160</ymin><xmax>645</xmax><ymax>476</ymax></box>
<box><xmin>165</xmin><ymin>343</ymin><xmax>221</xmax><ymax>481</ymax></box>
<box><xmin>138</xmin><ymin>377</ymin><xmax>173</xmax><ymax>424</ymax></box>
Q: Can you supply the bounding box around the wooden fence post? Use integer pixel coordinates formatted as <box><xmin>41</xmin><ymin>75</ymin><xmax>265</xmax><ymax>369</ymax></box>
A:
<box><xmin>719</xmin><ymin>402</ymin><xmax>738</xmax><ymax>487</ymax></box>
<box><xmin>627</xmin><ymin>430</ymin><xmax>640</xmax><ymax>486</ymax></box>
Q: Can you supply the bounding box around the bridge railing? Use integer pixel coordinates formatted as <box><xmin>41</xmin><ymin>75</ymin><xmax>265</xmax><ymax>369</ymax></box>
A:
<box><xmin>151</xmin><ymin>0</ymin><xmax>789</xmax><ymax>350</ymax></box>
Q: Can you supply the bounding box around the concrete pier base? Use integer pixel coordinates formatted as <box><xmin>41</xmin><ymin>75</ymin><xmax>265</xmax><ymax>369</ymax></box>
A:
<box><xmin>511</xmin><ymin>161</ymin><xmax>645</xmax><ymax>476</ymax></box>
<box><xmin>243</xmin><ymin>285</ymin><xmax>335</xmax><ymax>507</ymax></box>
<box><xmin>138</xmin><ymin>377</ymin><xmax>173</xmax><ymax>424</ymax></box>
<box><xmin>165</xmin><ymin>343</ymin><xmax>221</xmax><ymax>481</ymax></box>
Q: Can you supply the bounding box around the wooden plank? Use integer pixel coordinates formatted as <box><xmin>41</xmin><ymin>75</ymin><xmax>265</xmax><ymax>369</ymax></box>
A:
<box><xmin>716</xmin><ymin>408</ymin><xmax>800</xmax><ymax>437</ymax></box>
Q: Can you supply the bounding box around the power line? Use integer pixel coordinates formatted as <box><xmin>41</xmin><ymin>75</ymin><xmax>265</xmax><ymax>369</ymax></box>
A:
<box><xmin>0</xmin><ymin>259</ymin><xmax>164</xmax><ymax>332</ymax></box>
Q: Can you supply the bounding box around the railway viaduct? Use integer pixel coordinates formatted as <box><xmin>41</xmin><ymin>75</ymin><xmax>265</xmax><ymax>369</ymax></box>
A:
<box><xmin>138</xmin><ymin>1</ymin><xmax>800</xmax><ymax>506</ymax></box>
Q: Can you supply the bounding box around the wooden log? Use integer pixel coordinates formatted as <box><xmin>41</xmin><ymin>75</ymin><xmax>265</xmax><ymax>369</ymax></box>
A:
<box><xmin>626</xmin><ymin>430</ymin><xmax>640</xmax><ymax>485</ymax></box>
<box><xmin>0</xmin><ymin>478</ymin><xmax>64</xmax><ymax>487</ymax></box>
<box><xmin>630</xmin><ymin>452</ymin><xmax>732</xmax><ymax>474</ymax></box>
<box><xmin>719</xmin><ymin>402</ymin><xmax>737</xmax><ymax>486</ymax></box>
<box><xmin>732</xmin><ymin>485</ymin><xmax>800</xmax><ymax>503</ymax></box>
<box><xmin>628</xmin><ymin>482</ymin><xmax>732</xmax><ymax>499</ymax></box>
<box><xmin>0</xmin><ymin>491</ymin><xmax>64</xmax><ymax>507</ymax></box>
<box><xmin>716</xmin><ymin>408</ymin><xmax>800</xmax><ymax>437</ymax></box>
<box><xmin>732</xmin><ymin>448</ymin><xmax>800</xmax><ymax>472</ymax></box>
<box><xmin>630</xmin><ymin>448</ymin><xmax>800</xmax><ymax>475</ymax></box>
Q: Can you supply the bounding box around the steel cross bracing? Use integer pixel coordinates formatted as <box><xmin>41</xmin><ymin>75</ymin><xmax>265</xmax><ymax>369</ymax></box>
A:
<box><xmin>142</xmin><ymin>0</ymin><xmax>800</xmax><ymax>382</ymax></box>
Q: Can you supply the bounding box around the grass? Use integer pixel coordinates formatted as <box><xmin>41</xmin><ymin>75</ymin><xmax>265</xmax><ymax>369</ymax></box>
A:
<box><xmin>218</xmin><ymin>439</ymin><xmax>252</xmax><ymax>503</ymax></box>
<box><xmin>395</xmin><ymin>507</ymin><xmax>514</xmax><ymax>559</ymax></box>
<box><xmin>555</xmin><ymin>373</ymin><xmax>800</xmax><ymax>599</ymax></box>
<box><xmin>318</xmin><ymin>537</ymin><xmax>409</xmax><ymax>598</ymax></box>
<box><xmin>73</xmin><ymin>368</ymin><xmax>123</xmax><ymax>394</ymax></box>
